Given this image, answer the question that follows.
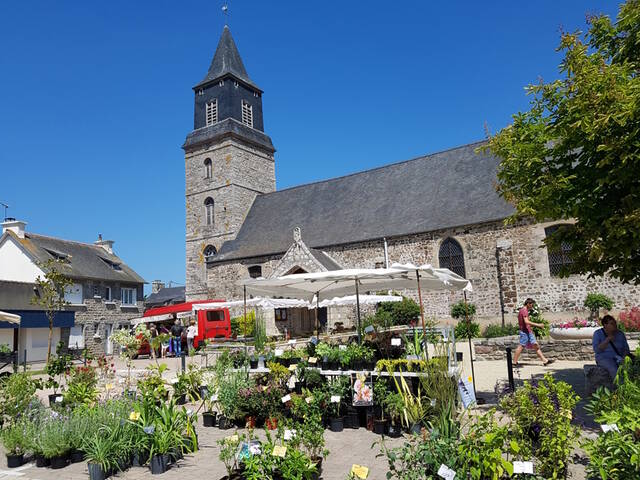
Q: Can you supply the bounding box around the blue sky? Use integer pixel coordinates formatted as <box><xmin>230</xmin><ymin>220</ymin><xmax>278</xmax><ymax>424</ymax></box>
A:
<box><xmin>0</xmin><ymin>1</ymin><xmax>618</xmax><ymax>294</ymax></box>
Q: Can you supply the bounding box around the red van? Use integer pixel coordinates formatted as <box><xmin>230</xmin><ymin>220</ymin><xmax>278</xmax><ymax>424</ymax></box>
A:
<box><xmin>136</xmin><ymin>300</ymin><xmax>231</xmax><ymax>355</ymax></box>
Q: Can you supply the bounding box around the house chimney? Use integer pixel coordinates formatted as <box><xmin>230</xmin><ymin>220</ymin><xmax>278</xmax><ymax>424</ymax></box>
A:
<box><xmin>1</xmin><ymin>218</ymin><xmax>26</xmax><ymax>239</ymax></box>
<box><xmin>151</xmin><ymin>280</ymin><xmax>165</xmax><ymax>294</ymax></box>
<box><xmin>94</xmin><ymin>234</ymin><xmax>114</xmax><ymax>254</ymax></box>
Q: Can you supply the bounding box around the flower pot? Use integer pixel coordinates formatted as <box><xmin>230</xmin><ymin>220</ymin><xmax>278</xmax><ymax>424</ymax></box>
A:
<box><xmin>175</xmin><ymin>394</ymin><xmax>186</xmax><ymax>405</ymax></box>
<box><xmin>373</xmin><ymin>419</ymin><xmax>388</xmax><ymax>435</ymax></box>
<box><xmin>294</xmin><ymin>381</ymin><xmax>303</xmax><ymax>394</ymax></box>
<box><xmin>150</xmin><ymin>454</ymin><xmax>169</xmax><ymax>475</ymax></box>
<box><xmin>249</xmin><ymin>359</ymin><xmax>259</xmax><ymax>369</ymax></box>
<box><xmin>202</xmin><ymin>411</ymin><xmax>217</xmax><ymax>427</ymax></box>
<box><xmin>50</xmin><ymin>454</ymin><xmax>69</xmax><ymax>469</ymax></box>
<box><xmin>70</xmin><ymin>449</ymin><xmax>85</xmax><ymax>463</ymax></box>
<box><xmin>290</xmin><ymin>357</ymin><xmax>299</xmax><ymax>366</ymax></box>
<box><xmin>125</xmin><ymin>389</ymin><xmax>137</xmax><ymax>399</ymax></box>
<box><xmin>387</xmin><ymin>422</ymin><xmax>402</xmax><ymax>438</ymax></box>
<box><xmin>311</xmin><ymin>457</ymin><xmax>323</xmax><ymax>479</ymax></box>
<box><xmin>88</xmin><ymin>462</ymin><xmax>106</xmax><ymax>480</ymax></box>
<box><xmin>245</xmin><ymin>416</ymin><xmax>257</xmax><ymax>429</ymax></box>
<box><xmin>48</xmin><ymin>393</ymin><xmax>63</xmax><ymax>406</ymax></box>
<box><xmin>347</xmin><ymin>410</ymin><xmax>360</xmax><ymax>429</ymax></box>
<box><xmin>280</xmin><ymin>358</ymin><xmax>291</xmax><ymax>368</ymax></box>
<box><xmin>409</xmin><ymin>423</ymin><xmax>422</xmax><ymax>435</ymax></box>
<box><xmin>329</xmin><ymin>361</ymin><xmax>339</xmax><ymax>370</ymax></box>
<box><xmin>549</xmin><ymin>326</ymin><xmax>598</xmax><ymax>340</ymax></box>
<box><xmin>265</xmin><ymin>417</ymin><xmax>278</xmax><ymax>430</ymax></box>
<box><xmin>132</xmin><ymin>451</ymin><xmax>149</xmax><ymax>467</ymax></box>
<box><xmin>6</xmin><ymin>453</ymin><xmax>24</xmax><ymax>468</ymax></box>
<box><xmin>329</xmin><ymin>416</ymin><xmax>344</xmax><ymax>432</ymax></box>
<box><xmin>218</xmin><ymin>415</ymin><xmax>232</xmax><ymax>429</ymax></box>
<box><xmin>321</xmin><ymin>357</ymin><xmax>329</xmax><ymax>370</ymax></box>
<box><xmin>35</xmin><ymin>453</ymin><xmax>50</xmax><ymax>467</ymax></box>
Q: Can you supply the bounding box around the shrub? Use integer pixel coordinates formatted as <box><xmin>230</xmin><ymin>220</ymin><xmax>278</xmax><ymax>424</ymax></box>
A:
<box><xmin>584</xmin><ymin>293</ymin><xmax>614</xmax><ymax>313</ymax></box>
<box><xmin>454</xmin><ymin>320</ymin><xmax>480</xmax><ymax>339</ymax></box>
<box><xmin>618</xmin><ymin>306</ymin><xmax>640</xmax><ymax>332</ymax></box>
<box><xmin>482</xmin><ymin>323</ymin><xmax>519</xmax><ymax>338</ymax></box>
<box><xmin>0</xmin><ymin>372</ymin><xmax>39</xmax><ymax>425</ymax></box>
<box><xmin>450</xmin><ymin>300</ymin><xmax>476</xmax><ymax>320</ymax></box>
<box><xmin>378</xmin><ymin>297</ymin><xmax>420</xmax><ymax>326</ymax></box>
<box><xmin>231</xmin><ymin>310</ymin><xmax>255</xmax><ymax>337</ymax></box>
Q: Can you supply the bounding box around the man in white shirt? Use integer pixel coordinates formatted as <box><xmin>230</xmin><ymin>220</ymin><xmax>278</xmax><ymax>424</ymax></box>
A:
<box><xmin>186</xmin><ymin>319</ymin><xmax>198</xmax><ymax>354</ymax></box>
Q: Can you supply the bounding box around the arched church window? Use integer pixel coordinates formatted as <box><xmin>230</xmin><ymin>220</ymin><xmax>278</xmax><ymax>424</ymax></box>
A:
<box><xmin>204</xmin><ymin>197</ymin><xmax>214</xmax><ymax>226</ymax></box>
<box><xmin>203</xmin><ymin>245</ymin><xmax>217</xmax><ymax>259</ymax></box>
<box><xmin>248</xmin><ymin>265</ymin><xmax>262</xmax><ymax>278</ymax></box>
<box><xmin>438</xmin><ymin>237</ymin><xmax>466</xmax><ymax>278</ymax></box>
<box><xmin>545</xmin><ymin>224</ymin><xmax>573</xmax><ymax>276</ymax></box>
<box><xmin>204</xmin><ymin>158</ymin><xmax>212</xmax><ymax>179</ymax></box>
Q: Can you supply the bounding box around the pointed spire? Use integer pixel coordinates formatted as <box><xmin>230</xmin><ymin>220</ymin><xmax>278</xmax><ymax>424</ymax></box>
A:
<box><xmin>195</xmin><ymin>26</ymin><xmax>260</xmax><ymax>90</ymax></box>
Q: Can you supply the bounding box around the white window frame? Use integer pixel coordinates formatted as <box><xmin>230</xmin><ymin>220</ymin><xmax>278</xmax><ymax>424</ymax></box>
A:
<box><xmin>64</xmin><ymin>283</ymin><xmax>83</xmax><ymax>304</ymax></box>
<box><xmin>206</xmin><ymin>99</ymin><xmax>218</xmax><ymax>126</ymax></box>
<box><xmin>241</xmin><ymin>100</ymin><xmax>253</xmax><ymax>127</ymax></box>
<box><xmin>68</xmin><ymin>325</ymin><xmax>85</xmax><ymax>349</ymax></box>
<box><xmin>121</xmin><ymin>287</ymin><xmax>136</xmax><ymax>306</ymax></box>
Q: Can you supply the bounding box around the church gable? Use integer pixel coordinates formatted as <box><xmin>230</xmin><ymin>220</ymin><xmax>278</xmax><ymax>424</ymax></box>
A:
<box><xmin>269</xmin><ymin>228</ymin><xmax>342</xmax><ymax>278</ymax></box>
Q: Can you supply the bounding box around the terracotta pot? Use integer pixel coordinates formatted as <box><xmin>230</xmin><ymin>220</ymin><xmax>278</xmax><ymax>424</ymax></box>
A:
<box><xmin>265</xmin><ymin>417</ymin><xmax>278</xmax><ymax>430</ymax></box>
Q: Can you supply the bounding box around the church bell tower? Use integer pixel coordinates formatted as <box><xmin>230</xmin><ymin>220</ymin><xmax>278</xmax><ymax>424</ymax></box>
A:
<box><xmin>183</xmin><ymin>25</ymin><xmax>276</xmax><ymax>300</ymax></box>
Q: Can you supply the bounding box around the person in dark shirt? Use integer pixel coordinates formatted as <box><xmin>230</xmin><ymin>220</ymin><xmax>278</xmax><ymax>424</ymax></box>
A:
<box><xmin>171</xmin><ymin>320</ymin><xmax>183</xmax><ymax>357</ymax></box>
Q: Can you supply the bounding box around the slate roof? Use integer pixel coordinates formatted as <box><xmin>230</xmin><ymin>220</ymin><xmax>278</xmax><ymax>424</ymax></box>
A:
<box><xmin>145</xmin><ymin>286</ymin><xmax>185</xmax><ymax>308</ymax></box>
<box><xmin>194</xmin><ymin>25</ymin><xmax>260</xmax><ymax>91</ymax></box>
<box><xmin>0</xmin><ymin>280</ymin><xmax>39</xmax><ymax>311</ymax></box>
<box><xmin>183</xmin><ymin>118</ymin><xmax>274</xmax><ymax>152</ymax></box>
<box><xmin>7</xmin><ymin>231</ymin><xmax>145</xmax><ymax>284</ymax></box>
<box><xmin>213</xmin><ymin>141</ymin><xmax>515</xmax><ymax>263</ymax></box>
<box><xmin>309</xmin><ymin>249</ymin><xmax>342</xmax><ymax>271</ymax></box>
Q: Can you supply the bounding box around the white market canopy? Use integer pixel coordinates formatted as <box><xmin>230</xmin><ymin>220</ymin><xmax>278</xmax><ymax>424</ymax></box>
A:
<box><xmin>192</xmin><ymin>297</ymin><xmax>309</xmax><ymax>311</ymax></box>
<box><xmin>311</xmin><ymin>294</ymin><xmax>403</xmax><ymax>309</ymax></box>
<box><xmin>130</xmin><ymin>313</ymin><xmax>174</xmax><ymax>327</ymax></box>
<box><xmin>0</xmin><ymin>310</ymin><xmax>21</xmax><ymax>325</ymax></box>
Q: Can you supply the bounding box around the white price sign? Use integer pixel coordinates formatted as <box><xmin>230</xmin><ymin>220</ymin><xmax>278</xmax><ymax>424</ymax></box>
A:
<box><xmin>210</xmin><ymin>394</ymin><xmax>218</xmax><ymax>402</ymax></box>
<box><xmin>330</xmin><ymin>395</ymin><xmax>341</xmax><ymax>403</ymax></box>
<box><xmin>274</xmin><ymin>349</ymin><xmax>284</xmax><ymax>357</ymax></box>
<box><xmin>437</xmin><ymin>464</ymin><xmax>456</xmax><ymax>480</ymax></box>
<box><xmin>287</xmin><ymin>339</ymin><xmax>297</xmax><ymax>345</ymax></box>
<box><xmin>281</xmin><ymin>394</ymin><xmax>292</xmax><ymax>403</ymax></box>
<box><xmin>391</xmin><ymin>338</ymin><xmax>401</xmax><ymax>346</ymax></box>
<box><xmin>339</xmin><ymin>344</ymin><xmax>347</xmax><ymax>350</ymax></box>
<box><xmin>601</xmin><ymin>424</ymin><xmax>620</xmax><ymax>433</ymax></box>
<box><xmin>513</xmin><ymin>461</ymin><xmax>534</xmax><ymax>474</ymax></box>
<box><xmin>284</xmin><ymin>429</ymin><xmax>296</xmax><ymax>440</ymax></box>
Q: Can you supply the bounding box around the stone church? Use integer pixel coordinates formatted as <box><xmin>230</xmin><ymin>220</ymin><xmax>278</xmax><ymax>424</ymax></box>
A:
<box><xmin>184</xmin><ymin>26</ymin><xmax>638</xmax><ymax>334</ymax></box>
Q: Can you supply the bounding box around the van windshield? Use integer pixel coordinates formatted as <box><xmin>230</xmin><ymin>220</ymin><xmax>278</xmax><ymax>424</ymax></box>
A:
<box><xmin>206</xmin><ymin>310</ymin><xmax>225</xmax><ymax>322</ymax></box>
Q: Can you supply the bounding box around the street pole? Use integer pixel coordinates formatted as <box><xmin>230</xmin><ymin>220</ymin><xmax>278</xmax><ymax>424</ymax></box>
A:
<box><xmin>355</xmin><ymin>280</ymin><xmax>361</xmax><ymax>344</ymax></box>
<box><xmin>463</xmin><ymin>290</ymin><xmax>477</xmax><ymax>397</ymax></box>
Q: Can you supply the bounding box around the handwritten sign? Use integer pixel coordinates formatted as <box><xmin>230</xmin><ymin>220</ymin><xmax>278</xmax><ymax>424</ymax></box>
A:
<box><xmin>330</xmin><ymin>395</ymin><xmax>341</xmax><ymax>403</ymax></box>
<box><xmin>601</xmin><ymin>424</ymin><xmax>620</xmax><ymax>433</ymax></box>
<box><xmin>437</xmin><ymin>464</ymin><xmax>456</xmax><ymax>480</ymax></box>
<box><xmin>513</xmin><ymin>461</ymin><xmax>534</xmax><ymax>474</ymax></box>
<box><xmin>308</xmin><ymin>357</ymin><xmax>317</xmax><ymax>364</ymax></box>
<box><xmin>272</xmin><ymin>445</ymin><xmax>287</xmax><ymax>458</ymax></box>
<box><xmin>351</xmin><ymin>464</ymin><xmax>369</xmax><ymax>479</ymax></box>
<box><xmin>391</xmin><ymin>338</ymin><xmax>401</xmax><ymax>346</ymax></box>
<box><xmin>281</xmin><ymin>394</ymin><xmax>292</xmax><ymax>403</ymax></box>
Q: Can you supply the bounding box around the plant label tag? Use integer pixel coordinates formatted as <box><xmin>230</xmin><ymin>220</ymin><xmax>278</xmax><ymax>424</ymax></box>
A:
<box><xmin>275</xmin><ymin>349</ymin><xmax>284</xmax><ymax>357</ymax></box>
<box><xmin>289</xmin><ymin>364</ymin><xmax>297</xmax><ymax>371</ymax></box>
<box><xmin>284</xmin><ymin>429</ymin><xmax>296</xmax><ymax>440</ymax></box>
<box><xmin>430</xmin><ymin>398</ymin><xmax>437</xmax><ymax>407</ymax></box>
<box><xmin>330</xmin><ymin>395</ymin><xmax>341</xmax><ymax>403</ymax></box>
<box><xmin>513</xmin><ymin>461</ymin><xmax>534</xmax><ymax>474</ymax></box>
<box><xmin>210</xmin><ymin>394</ymin><xmax>218</xmax><ymax>401</ymax></box>
<box><xmin>287</xmin><ymin>339</ymin><xmax>297</xmax><ymax>344</ymax></box>
<box><xmin>170</xmin><ymin>378</ymin><xmax>179</xmax><ymax>384</ymax></box>
<box><xmin>281</xmin><ymin>394</ymin><xmax>292</xmax><ymax>403</ymax></box>
<box><xmin>339</xmin><ymin>344</ymin><xmax>347</xmax><ymax>350</ymax></box>
<box><xmin>391</xmin><ymin>338</ymin><xmax>401</xmax><ymax>346</ymax></box>
<box><xmin>305</xmin><ymin>396</ymin><xmax>313</xmax><ymax>404</ymax></box>
<box><xmin>308</xmin><ymin>357</ymin><xmax>317</xmax><ymax>364</ymax></box>
<box><xmin>272</xmin><ymin>445</ymin><xmax>287</xmax><ymax>458</ymax></box>
<box><xmin>601</xmin><ymin>424</ymin><xmax>619</xmax><ymax>433</ymax></box>
<box><xmin>351</xmin><ymin>464</ymin><xmax>369</xmax><ymax>479</ymax></box>
<box><xmin>437</xmin><ymin>464</ymin><xmax>456</xmax><ymax>480</ymax></box>
<box><xmin>364</xmin><ymin>325</ymin><xmax>375</xmax><ymax>334</ymax></box>
<box><xmin>55</xmin><ymin>396</ymin><xmax>63</xmax><ymax>403</ymax></box>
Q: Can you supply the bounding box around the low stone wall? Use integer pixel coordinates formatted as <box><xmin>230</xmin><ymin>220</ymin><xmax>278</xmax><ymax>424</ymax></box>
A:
<box><xmin>473</xmin><ymin>332</ymin><xmax>640</xmax><ymax>361</ymax></box>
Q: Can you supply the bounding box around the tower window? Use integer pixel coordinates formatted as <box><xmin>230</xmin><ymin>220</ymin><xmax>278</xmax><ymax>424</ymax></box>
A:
<box><xmin>204</xmin><ymin>158</ymin><xmax>212</xmax><ymax>179</ymax></box>
<box><xmin>219</xmin><ymin>80</ymin><xmax>224</xmax><ymax>87</ymax></box>
<box><xmin>241</xmin><ymin>100</ymin><xmax>253</xmax><ymax>127</ymax></box>
<box><xmin>197</xmin><ymin>89</ymin><xmax>203</xmax><ymax>96</ymax></box>
<box><xmin>204</xmin><ymin>197</ymin><xmax>214</xmax><ymax>226</ymax></box>
<box><xmin>248</xmin><ymin>265</ymin><xmax>262</xmax><ymax>278</ymax></box>
<box><xmin>204</xmin><ymin>245</ymin><xmax>217</xmax><ymax>259</ymax></box>
<box><xmin>545</xmin><ymin>224</ymin><xmax>573</xmax><ymax>276</ymax></box>
<box><xmin>438</xmin><ymin>237</ymin><xmax>466</xmax><ymax>278</ymax></box>
<box><xmin>206</xmin><ymin>99</ymin><xmax>218</xmax><ymax>126</ymax></box>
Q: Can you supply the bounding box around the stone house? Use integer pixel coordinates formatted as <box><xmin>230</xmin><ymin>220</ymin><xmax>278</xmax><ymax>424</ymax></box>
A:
<box><xmin>184</xmin><ymin>26</ymin><xmax>639</xmax><ymax>335</ymax></box>
<box><xmin>0</xmin><ymin>219</ymin><xmax>145</xmax><ymax>359</ymax></box>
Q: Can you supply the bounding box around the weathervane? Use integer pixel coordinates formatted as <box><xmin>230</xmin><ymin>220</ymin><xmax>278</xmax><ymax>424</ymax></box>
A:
<box><xmin>222</xmin><ymin>1</ymin><xmax>229</xmax><ymax>25</ymax></box>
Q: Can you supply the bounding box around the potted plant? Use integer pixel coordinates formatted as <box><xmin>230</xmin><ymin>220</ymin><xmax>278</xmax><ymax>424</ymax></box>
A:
<box><xmin>385</xmin><ymin>392</ymin><xmax>404</xmax><ymax>438</ymax></box>
<box><xmin>327</xmin><ymin>378</ymin><xmax>349</xmax><ymax>432</ymax></box>
<box><xmin>149</xmin><ymin>425</ymin><xmax>173</xmax><ymax>475</ymax></box>
<box><xmin>202</xmin><ymin>392</ymin><xmax>218</xmax><ymax>427</ymax></box>
<box><xmin>173</xmin><ymin>376</ymin><xmax>188</xmax><ymax>405</ymax></box>
<box><xmin>373</xmin><ymin>379</ymin><xmax>389</xmax><ymax>434</ymax></box>
<box><xmin>249</xmin><ymin>353</ymin><xmax>259</xmax><ymax>369</ymax></box>
<box><xmin>83</xmin><ymin>433</ymin><xmax>116</xmax><ymax>480</ymax></box>
<box><xmin>44</xmin><ymin>343</ymin><xmax>72</xmax><ymax>405</ymax></box>
<box><xmin>392</xmin><ymin>375</ymin><xmax>426</xmax><ymax>434</ymax></box>
<box><xmin>39</xmin><ymin>418</ymin><xmax>72</xmax><ymax>469</ymax></box>
<box><xmin>217</xmin><ymin>433</ymin><xmax>245</xmax><ymax>479</ymax></box>
<box><xmin>315</xmin><ymin>343</ymin><xmax>332</xmax><ymax>370</ymax></box>
<box><xmin>0</xmin><ymin>421</ymin><xmax>27</xmax><ymax>468</ymax></box>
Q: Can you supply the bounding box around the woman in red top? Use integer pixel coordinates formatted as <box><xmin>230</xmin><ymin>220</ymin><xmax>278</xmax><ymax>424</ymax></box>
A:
<box><xmin>513</xmin><ymin>298</ymin><xmax>554</xmax><ymax>367</ymax></box>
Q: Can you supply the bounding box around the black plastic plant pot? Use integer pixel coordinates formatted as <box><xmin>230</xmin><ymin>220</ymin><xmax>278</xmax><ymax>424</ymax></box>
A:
<box><xmin>48</xmin><ymin>393</ymin><xmax>63</xmax><ymax>406</ymax></box>
<box><xmin>50</xmin><ymin>454</ymin><xmax>68</xmax><ymax>469</ymax></box>
<box><xmin>70</xmin><ymin>449</ymin><xmax>85</xmax><ymax>463</ymax></box>
<box><xmin>150</xmin><ymin>454</ymin><xmax>169</xmax><ymax>475</ymax></box>
<box><xmin>321</xmin><ymin>358</ymin><xmax>329</xmax><ymax>370</ymax></box>
<box><xmin>373</xmin><ymin>419</ymin><xmax>388</xmax><ymax>435</ymax></box>
<box><xmin>87</xmin><ymin>462</ymin><xmax>106</xmax><ymax>480</ymax></box>
<box><xmin>218</xmin><ymin>415</ymin><xmax>233</xmax><ymax>429</ymax></box>
<box><xmin>329</xmin><ymin>361</ymin><xmax>339</xmax><ymax>371</ymax></box>
<box><xmin>249</xmin><ymin>359</ymin><xmax>259</xmax><ymax>369</ymax></box>
<box><xmin>6</xmin><ymin>453</ymin><xmax>23</xmax><ymax>468</ymax></box>
<box><xmin>410</xmin><ymin>423</ymin><xmax>422</xmax><ymax>435</ymax></box>
<box><xmin>202</xmin><ymin>411</ymin><xmax>217</xmax><ymax>427</ymax></box>
<box><xmin>280</xmin><ymin>358</ymin><xmax>291</xmax><ymax>368</ymax></box>
<box><xmin>348</xmin><ymin>410</ymin><xmax>360</xmax><ymax>429</ymax></box>
<box><xmin>35</xmin><ymin>454</ymin><xmax>49</xmax><ymax>467</ymax></box>
<box><xmin>175</xmin><ymin>394</ymin><xmax>187</xmax><ymax>405</ymax></box>
<box><xmin>289</xmin><ymin>357</ymin><xmax>299</xmax><ymax>365</ymax></box>
<box><xmin>329</xmin><ymin>416</ymin><xmax>344</xmax><ymax>432</ymax></box>
<box><xmin>294</xmin><ymin>382</ymin><xmax>303</xmax><ymax>394</ymax></box>
<box><xmin>132</xmin><ymin>451</ymin><xmax>149</xmax><ymax>467</ymax></box>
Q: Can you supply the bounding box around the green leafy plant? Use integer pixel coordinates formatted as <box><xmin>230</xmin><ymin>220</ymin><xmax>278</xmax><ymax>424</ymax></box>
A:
<box><xmin>454</xmin><ymin>320</ymin><xmax>480</xmax><ymax>339</ymax></box>
<box><xmin>377</xmin><ymin>297</ymin><xmax>420</xmax><ymax>326</ymax></box>
<box><xmin>450</xmin><ymin>301</ymin><xmax>477</xmax><ymax>320</ymax></box>
<box><xmin>528</xmin><ymin>302</ymin><xmax>550</xmax><ymax>338</ymax></box>
<box><xmin>482</xmin><ymin>323</ymin><xmax>519</xmax><ymax>338</ymax></box>
<box><xmin>0</xmin><ymin>419</ymin><xmax>28</xmax><ymax>455</ymax></box>
<box><xmin>44</xmin><ymin>341</ymin><xmax>73</xmax><ymax>394</ymax></box>
<box><xmin>83</xmin><ymin>428</ymin><xmax>119</xmax><ymax>473</ymax></box>
<box><xmin>217</xmin><ymin>432</ymin><xmax>244</xmax><ymax>477</ymax></box>
<box><xmin>585</xmin><ymin>293</ymin><xmax>615</xmax><ymax>318</ymax></box>
<box><xmin>0</xmin><ymin>372</ymin><xmax>40</xmax><ymax>425</ymax></box>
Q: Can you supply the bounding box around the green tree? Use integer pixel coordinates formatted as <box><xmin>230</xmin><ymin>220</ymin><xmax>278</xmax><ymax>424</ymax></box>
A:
<box><xmin>31</xmin><ymin>259</ymin><xmax>73</xmax><ymax>362</ymax></box>
<box><xmin>482</xmin><ymin>0</ymin><xmax>640</xmax><ymax>284</ymax></box>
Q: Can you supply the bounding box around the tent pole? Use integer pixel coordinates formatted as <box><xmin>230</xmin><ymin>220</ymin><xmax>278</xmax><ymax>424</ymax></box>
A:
<box><xmin>243</xmin><ymin>285</ymin><xmax>248</xmax><ymax>357</ymax></box>
<box><xmin>355</xmin><ymin>280</ymin><xmax>361</xmax><ymax>344</ymax></box>
<box><xmin>416</xmin><ymin>270</ymin><xmax>428</xmax><ymax>360</ymax></box>
<box><xmin>315</xmin><ymin>291</ymin><xmax>319</xmax><ymax>338</ymax></box>
<box><xmin>464</xmin><ymin>290</ymin><xmax>477</xmax><ymax>396</ymax></box>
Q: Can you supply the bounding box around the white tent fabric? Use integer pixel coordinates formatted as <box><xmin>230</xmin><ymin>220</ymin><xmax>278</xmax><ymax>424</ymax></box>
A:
<box><xmin>390</xmin><ymin>263</ymin><xmax>473</xmax><ymax>292</ymax></box>
<box><xmin>130</xmin><ymin>313</ymin><xmax>174</xmax><ymax>327</ymax></box>
<box><xmin>192</xmin><ymin>297</ymin><xmax>309</xmax><ymax>311</ymax></box>
<box><xmin>0</xmin><ymin>311</ymin><xmax>21</xmax><ymax>325</ymax></box>
<box><xmin>309</xmin><ymin>294</ymin><xmax>403</xmax><ymax>309</ymax></box>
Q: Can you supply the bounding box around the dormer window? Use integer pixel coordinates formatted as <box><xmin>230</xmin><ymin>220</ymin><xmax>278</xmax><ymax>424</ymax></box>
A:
<box><xmin>219</xmin><ymin>80</ymin><xmax>224</xmax><ymax>87</ymax></box>
<box><xmin>241</xmin><ymin>100</ymin><xmax>253</xmax><ymax>127</ymax></box>
<box><xmin>44</xmin><ymin>248</ymin><xmax>70</xmax><ymax>263</ymax></box>
<box><xmin>206</xmin><ymin>99</ymin><xmax>218</xmax><ymax>126</ymax></box>
<box><xmin>100</xmin><ymin>257</ymin><xmax>122</xmax><ymax>271</ymax></box>
<box><xmin>197</xmin><ymin>89</ymin><xmax>204</xmax><ymax>96</ymax></box>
